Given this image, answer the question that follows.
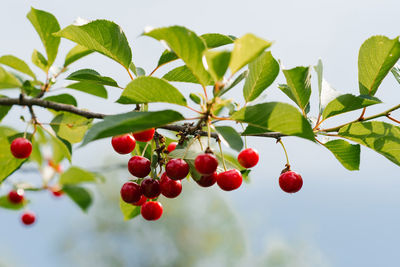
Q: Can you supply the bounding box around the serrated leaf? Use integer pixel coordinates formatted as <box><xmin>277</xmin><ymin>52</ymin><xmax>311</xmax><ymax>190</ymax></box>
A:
<box><xmin>358</xmin><ymin>36</ymin><xmax>400</xmax><ymax>96</ymax></box>
<box><xmin>281</xmin><ymin>66</ymin><xmax>312</xmax><ymax>112</ymax></box>
<box><xmin>64</xmin><ymin>45</ymin><xmax>93</xmax><ymax>67</ymax></box>
<box><xmin>117</xmin><ymin>76</ymin><xmax>187</xmax><ymax>106</ymax></box>
<box><xmin>232</xmin><ymin>102</ymin><xmax>315</xmax><ymax>141</ymax></box>
<box><xmin>0</xmin><ymin>196</ymin><xmax>28</xmax><ymax>210</ymax></box>
<box><xmin>215</xmin><ymin>126</ymin><xmax>243</xmax><ymax>152</ymax></box>
<box><xmin>66</xmin><ymin>81</ymin><xmax>107</xmax><ymax>98</ymax></box>
<box><xmin>0</xmin><ymin>66</ymin><xmax>21</xmax><ymax>89</ymax></box>
<box><xmin>200</xmin><ymin>33</ymin><xmax>235</xmax><ymax>48</ymax></box>
<box><xmin>322</xmin><ymin>94</ymin><xmax>382</xmax><ymax>119</ymax></box>
<box><xmin>66</xmin><ymin>69</ymin><xmax>119</xmax><ymax>87</ymax></box>
<box><xmin>60</xmin><ymin>166</ymin><xmax>98</xmax><ymax>185</ymax></box>
<box><xmin>55</xmin><ymin>20</ymin><xmax>132</xmax><ymax>69</ymax></box>
<box><xmin>119</xmin><ymin>197</ymin><xmax>141</xmax><ymax>220</ymax></box>
<box><xmin>205</xmin><ymin>50</ymin><xmax>231</xmax><ymax>82</ymax></box>
<box><xmin>27</xmin><ymin>7</ymin><xmax>60</xmax><ymax>66</ymax></box>
<box><xmin>338</xmin><ymin>121</ymin><xmax>400</xmax><ymax>166</ymax></box>
<box><xmin>82</xmin><ymin>110</ymin><xmax>184</xmax><ymax>145</ymax></box>
<box><xmin>216</xmin><ymin>70</ymin><xmax>248</xmax><ymax>97</ymax></box>
<box><xmin>51</xmin><ymin>112</ymin><xmax>92</xmax><ymax>143</ymax></box>
<box><xmin>243</xmin><ymin>51</ymin><xmax>279</xmax><ymax>102</ymax></box>
<box><xmin>44</xmin><ymin>94</ymin><xmax>77</xmax><ymax>106</ymax></box>
<box><xmin>229</xmin><ymin>33</ymin><xmax>272</xmax><ymax>75</ymax></box>
<box><xmin>163</xmin><ymin>65</ymin><xmax>203</xmax><ymax>84</ymax></box>
<box><xmin>31</xmin><ymin>49</ymin><xmax>48</xmax><ymax>71</ymax></box>
<box><xmin>0</xmin><ymin>55</ymin><xmax>36</xmax><ymax>78</ymax></box>
<box><xmin>63</xmin><ymin>185</ymin><xmax>92</xmax><ymax>212</ymax></box>
<box><xmin>323</xmin><ymin>139</ymin><xmax>360</xmax><ymax>171</ymax></box>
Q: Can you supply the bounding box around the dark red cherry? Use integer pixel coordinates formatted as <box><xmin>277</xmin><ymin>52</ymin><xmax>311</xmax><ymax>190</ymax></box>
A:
<box><xmin>8</xmin><ymin>190</ymin><xmax>24</xmax><ymax>204</ymax></box>
<box><xmin>141</xmin><ymin>201</ymin><xmax>163</xmax><ymax>221</ymax></box>
<box><xmin>141</xmin><ymin>178</ymin><xmax>161</xmax><ymax>199</ymax></box>
<box><xmin>128</xmin><ymin>156</ymin><xmax>151</xmax><ymax>178</ymax></box>
<box><xmin>132</xmin><ymin>128</ymin><xmax>155</xmax><ymax>142</ymax></box>
<box><xmin>111</xmin><ymin>134</ymin><xmax>136</xmax><ymax>154</ymax></box>
<box><xmin>21</xmin><ymin>211</ymin><xmax>36</xmax><ymax>225</ymax></box>
<box><xmin>238</xmin><ymin>148</ymin><xmax>259</xmax><ymax>168</ymax></box>
<box><xmin>51</xmin><ymin>189</ymin><xmax>63</xmax><ymax>197</ymax></box>
<box><xmin>165</xmin><ymin>158</ymin><xmax>189</xmax><ymax>180</ymax></box>
<box><xmin>194</xmin><ymin>153</ymin><xmax>218</xmax><ymax>175</ymax></box>
<box><xmin>160</xmin><ymin>173</ymin><xmax>182</xmax><ymax>198</ymax></box>
<box><xmin>167</xmin><ymin>142</ymin><xmax>177</xmax><ymax>152</ymax></box>
<box><xmin>279</xmin><ymin>171</ymin><xmax>303</xmax><ymax>193</ymax></box>
<box><xmin>120</xmin><ymin>182</ymin><xmax>143</xmax><ymax>203</ymax></box>
<box><xmin>217</xmin><ymin>169</ymin><xmax>243</xmax><ymax>191</ymax></box>
<box><xmin>10</xmin><ymin>137</ymin><xmax>32</xmax><ymax>159</ymax></box>
<box><xmin>132</xmin><ymin>195</ymin><xmax>147</xmax><ymax>206</ymax></box>
<box><xmin>196</xmin><ymin>172</ymin><xmax>217</xmax><ymax>187</ymax></box>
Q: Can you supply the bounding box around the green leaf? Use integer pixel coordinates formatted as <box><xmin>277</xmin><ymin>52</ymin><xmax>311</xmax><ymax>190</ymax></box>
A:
<box><xmin>66</xmin><ymin>81</ymin><xmax>108</xmax><ymax>98</ymax></box>
<box><xmin>46</xmin><ymin>129</ymin><xmax>72</xmax><ymax>164</ymax></box>
<box><xmin>51</xmin><ymin>112</ymin><xmax>92</xmax><ymax>143</ymax></box>
<box><xmin>44</xmin><ymin>94</ymin><xmax>77</xmax><ymax>106</ymax></box>
<box><xmin>82</xmin><ymin>110</ymin><xmax>184</xmax><ymax>145</ymax></box>
<box><xmin>358</xmin><ymin>36</ymin><xmax>400</xmax><ymax>96</ymax></box>
<box><xmin>27</xmin><ymin>8</ymin><xmax>60</xmax><ymax>66</ymax></box>
<box><xmin>163</xmin><ymin>65</ymin><xmax>203</xmax><ymax>84</ymax></box>
<box><xmin>144</xmin><ymin>26</ymin><xmax>211</xmax><ymax>87</ymax></box>
<box><xmin>0</xmin><ymin>127</ymin><xmax>26</xmax><ymax>183</ymax></box>
<box><xmin>200</xmin><ymin>33</ymin><xmax>235</xmax><ymax>48</ymax></box>
<box><xmin>0</xmin><ymin>98</ymin><xmax>11</xmax><ymax>122</ymax></box>
<box><xmin>31</xmin><ymin>49</ymin><xmax>48</xmax><ymax>71</ymax></box>
<box><xmin>0</xmin><ymin>195</ymin><xmax>27</xmax><ymax>210</ymax></box>
<box><xmin>243</xmin><ymin>51</ymin><xmax>279</xmax><ymax>102</ymax></box>
<box><xmin>0</xmin><ymin>66</ymin><xmax>21</xmax><ymax>89</ymax></box>
<box><xmin>0</xmin><ymin>55</ymin><xmax>36</xmax><ymax>78</ymax></box>
<box><xmin>60</xmin><ymin>166</ymin><xmax>98</xmax><ymax>185</ymax></box>
<box><xmin>280</xmin><ymin>66</ymin><xmax>312</xmax><ymax>112</ymax></box>
<box><xmin>338</xmin><ymin>121</ymin><xmax>400</xmax><ymax>166</ymax></box>
<box><xmin>66</xmin><ymin>69</ymin><xmax>119</xmax><ymax>87</ymax></box>
<box><xmin>64</xmin><ymin>45</ymin><xmax>93</xmax><ymax>67</ymax></box>
<box><xmin>205</xmin><ymin>50</ymin><xmax>231</xmax><ymax>82</ymax></box>
<box><xmin>215</xmin><ymin>126</ymin><xmax>243</xmax><ymax>152</ymax></box>
<box><xmin>119</xmin><ymin>197</ymin><xmax>140</xmax><ymax>220</ymax></box>
<box><xmin>157</xmin><ymin>50</ymin><xmax>178</xmax><ymax>67</ymax></box>
<box><xmin>117</xmin><ymin>76</ymin><xmax>187</xmax><ymax>106</ymax></box>
<box><xmin>229</xmin><ymin>33</ymin><xmax>272</xmax><ymax>75</ymax></box>
<box><xmin>392</xmin><ymin>65</ymin><xmax>400</xmax><ymax>85</ymax></box>
<box><xmin>322</xmin><ymin>94</ymin><xmax>382</xmax><ymax>119</ymax></box>
<box><xmin>189</xmin><ymin>93</ymin><xmax>201</xmax><ymax>104</ymax></box>
<box><xmin>216</xmin><ymin>70</ymin><xmax>248</xmax><ymax>97</ymax></box>
<box><xmin>55</xmin><ymin>20</ymin><xmax>132</xmax><ymax>69</ymax></box>
<box><xmin>232</xmin><ymin>102</ymin><xmax>315</xmax><ymax>141</ymax></box>
<box><xmin>63</xmin><ymin>185</ymin><xmax>92</xmax><ymax>212</ymax></box>
<box><xmin>323</xmin><ymin>139</ymin><xmax>360</xmax><ymax>171</ymax></box>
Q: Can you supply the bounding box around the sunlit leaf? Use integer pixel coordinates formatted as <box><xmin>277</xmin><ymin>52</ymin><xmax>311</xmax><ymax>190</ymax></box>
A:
<box><xmin>323</xmin><ymin>139</ymin><xmax>360</xmax><ymax>171</ymax></box>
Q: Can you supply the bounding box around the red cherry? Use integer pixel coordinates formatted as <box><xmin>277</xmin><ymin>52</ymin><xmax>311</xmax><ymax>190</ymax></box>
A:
<box><xmin>194</xmin><ymin>153</ymin><xmax>218</xmax><ymax>175</ymax></box>
<box><xmin>132</xmin><ymin>195</ymin><xmax>147</xmax><ymax>206</ymax></box>
<box><xmin>111</xmin><ymin>134</ymin><xmax>136</xmax><ymax>154</ymax></box>
<box><xmin>165</xmin><ymin>158</ymin><xmax>189</xmax><ymax>180</ymax></box>
<box><xmin>8</xmin><ymin>190</ymin><xmax>24</xmax><ymax>204</ymax></box>
<box><xmin>196</xmin><ymin>172</ymin><xmax>217</xmax><ymax>187</ymax></box>
<box><xmin>167</xmin><ymin>142</ymin><xmax>178</xmax><ymax>152</ymax></box>
<box><xmin>132</xmin><ymin>128</ymin><xmax>155</xmax><ymax>142</ymax></box>
<box><xmin>217</xmin><ymin>169</ymin><xmax>243</xmax><ymax>191</ymax></box>
<box><xmin>279</xmin><ymin>171</ymin><xmax>303</xmax><ymax>193</ymax></box>
<box><xmin>120</xmin><ymin>182</ymin><xmax>143</xmax><ymax>203</ymax></box>
<box><xmin>141</xmin><ymin>178</ymin><xmax>161</xmax><ymax>199</ymax></box>
<box><xmin>21</xmin><ymin>211</ymin><xmax>36</xmax><ymax>225</ymax></box>
<box><xmin>10</xmin><ymin>138</ymin><xmax>32</xmax><ymax>159</ymax></box>
<box><xmin>52</xmin><ymin>189</ymin><xmax>63</xmax><ymax>197</ymax></box>
<box><xmin>141</xmin><ymin>201</ymin><xmax>163</xmax><ymax>221</ymax></box>
<box><xmin>238</xmin><ymin>148</ymin><xmax>259</xmax><ymax>168</ymax></box>
<box><xmin>160</xmin><ymin>173</ymin><xmax>182</xmax><ymax>198</ymax></box>
<box><xmin>128</xmin><ymin>156</ymin><xmax>151</xmax><ymax>178</ymax></box>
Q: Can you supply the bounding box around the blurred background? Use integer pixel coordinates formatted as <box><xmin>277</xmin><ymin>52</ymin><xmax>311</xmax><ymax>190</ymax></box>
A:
<box><xmin>1</xmin><ymin>0</ymin><xmax>400</xmax><ymax>266</ymax></box>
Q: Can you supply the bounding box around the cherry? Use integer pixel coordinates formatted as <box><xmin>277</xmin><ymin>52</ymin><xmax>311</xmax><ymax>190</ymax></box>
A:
<box><xmin>120</xmin><ymin>181</ymin><xmax>143</xmax><ymax>203</ymax></box>
<box><xmin>167</xmin><ymin>142</ymin><xmax>178</xmax><ymax>152</ymax></box>
<box><xmin>8</xmin><ymin>190</ymin><xmax>24</xmax><ymax>204</ymax></box>
<box><xmin>279</xmin><ymin>171</ymin><xmax>303</xmax><ymax>193</ymax></box>
<box><xmin>141</xmin><ymin>178</ymin><xmax>161</xmax><ymax>199</ymax></box>
<box><xmin>10</xmin><ymin>137</ymin><xmax>32</xmax><ymax>159</ymax></box>
<box><xmin>132</xmin><ymin>128</ymin><xmax>155</xmax><ymax>142</ymax></box>
<box><xmin>51</xmin><ymin>189</ymin><xmax>63</xmax><ymax>197</ymax></box>
<box><xmin>160</xmin><ymin>173</ymin><xmax>182</xmax><ymax>198</ymax></box>
<box><xmin>132</xmin><ymin>195</ymin><xmax>147</xmax><ymax>206</ymax></box>
<box><xmin>217</xmin><ymin>169</ymin><xmax>243</xmax><ymax>191</ymax></box>
<box><xmin>128</xmin><ymin>156</ymin><xmax>151</xmax><ymax>178</ymax></box>
<box><xmin>21</xmin><ymin>211</ymin><xmax>36</xmax><ymax>225</ymax></box>
<box><xmin>196</xmin><ymin>172</ymin><xmax>217</xmax><ymax>187</ymax></box>
<box><xmin>165</xmin><ymin>158</ymin><xmax>189</xmax><ymax>180</ymax></box>
<box><xmin>111</xmin><ymin>134</ymin><xmax>136</xmax><ymax>154</ymax></box>
<box><xmin>194</xmin><ymin>153</ymin><xmax>218</xmax><ymax>175</ymax></box>
<box><xmin>238</xmin><ymin>148</ymin><xmax>259</xmax><ymax>168</ymax></box>
<box><xmin>141</xmin><ymin>201</ymin><xmax>163</xmax><ymax>221</ymax></box>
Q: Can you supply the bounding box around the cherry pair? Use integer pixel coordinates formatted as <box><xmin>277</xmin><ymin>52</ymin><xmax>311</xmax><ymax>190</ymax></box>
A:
<box><xmin>111</xmin><ymin>128</ymin><xmax>155</xmax><ymax>154</ymax></box>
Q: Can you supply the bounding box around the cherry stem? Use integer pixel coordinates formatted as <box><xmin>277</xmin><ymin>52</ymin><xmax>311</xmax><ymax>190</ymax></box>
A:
<box><xmin>185</xmin><ymin>105</ymin><xmax>203</xmax><ymax>114</ymax></box>
<box><xmin>278</xmin><ymin>139</ymin><xmax>290</xmax><ymax>167</ymax></box>
<box><xmin>217</xmin><ymin>139</ymin><xmax>227</xmax><ymax>171</ymax></box>
<box><xmin>126</xmin><ymin>67</ymin><xmax>134</xmax><ymax>81</ymax></box>
<box><xmin>240</xmin><ymin>123</ymin><xmax>247</xmax><ymax>149</ymax></box>
<box><xmin>207</xmin><ymin>119</ymin><xmax>211</xmax><ymax>148</ymax></box>
<box><xmin>202</xmin><ymin>85</ymin><xmax>208</xmax><ymax>101</ymax></box>
<box><xmin>197</xmin><ymin>136</ymin><xmax>204</xmax><ymax>151</ymax></box>
<box><xmin>141</xmin><ymin>143</ymin><xmax>150</xmax><ymax>157</ymax></box>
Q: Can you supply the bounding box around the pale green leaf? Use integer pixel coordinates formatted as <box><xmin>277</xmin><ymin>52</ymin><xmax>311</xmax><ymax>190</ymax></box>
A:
<box><xmin>119</xmin><ymin>197</ymin><xmax>141</xmax><ymax>220</ymax></box>
<box><xmin>31</xmin><ymin>49</ymin><xmax>48</xmax><ymax>71</ymax></box>
<box><xmin>205</xmin><ymin>50</ymin><xmax>231</xmax><ymax>82</ymax></box>
<box><xmin>51</xmin><ymin>112</ymin><xmax>92</xmax><ymax>143</ymax></box>
<box><xmin>63</xmin><ymin>185</ymin><xmax>92</xmax><ymax>212</ymax></box>
<box><xmin>66</xmin><ymin>69</ymin><xmax>119</xmax><ymax>87</ymax></box>
<box><xmin>0</xmin><ymin>66</ymin><xmax>22</xmax><ymax>89</ymax></box>
<box><xmin>163</xmin><ymin>65</ymin><xmax>202</xmax><ymax>84</ymax></box>
<box><xmin>216</xmin><ymin>70</ymin><xmax>248</xmax><ymax>97</ymax></box>
<box><xmin>200</xmin><ymin>33</ymin><xmax>235</xmax><ymax>48</ymax></box>
<box><xmin>324</xmin><ymin>139</ymin><xmax>360</xmax><ymax>171</ymax></box>
<box><xmin>281</xmin><ymin>66</ymin><xmax>312</xmax><ymax>112</ymax></box>
<box><xmin>44</xmin><ymin>94</ymin><xmax>77</xmax><ymax>106</ymax></box>
<box><xmin>0</xmin><ymin>55</ymin><xmax>36</xmax><ymax>78</ymax></box>
<box><xmin>215</xmin><ymin>126</ymin><xmax>243</xmax><ymax>152</ymax></box>
<box><xmin>66</xmin><ymin>81</ymin><xmax>107</xmax><ymax>98</ymax></box>
<box><xmin>64</xmin><ymin>45</ymin><xmax>93</xmax><ymax>67</ymax></box>
<box><xmin>60</xmin><ymin>166</ymin><xmax>97</xmax><ymax>185</ymax></box>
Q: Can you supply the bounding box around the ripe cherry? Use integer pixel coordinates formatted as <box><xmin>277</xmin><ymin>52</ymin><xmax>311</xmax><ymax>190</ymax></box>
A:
<box><xmin>165</xmin><ymin>158</ymin><xmax>189</xmax><ymax>180</ymax></box>
<box><xmin>217</xmin><ymin>169</ymin><xmax>243</xmax><ymax>191</ymax></box>
<box><xmin>194</xmin><ymin>153</ymin><xmax>218</xmax><ymax>175</ymax></box>
<box><xmin>132</xmin><ymin>128</ymin><xmax>155</xmax><ymax>142</ymax></box>
<box><xmin>21</xmin><ymin>211</ymin><xmax>36</xmax><ymax>225</ymax></box>
<box><xmin>51</xmin><ymin>188</ymin><xmax>63</xmax><ymax>197</ymax></box>
<box><xmin>279</xmin><ymin>171</ymin><xmax>303</xmax><ymax>193</ymax></box>
<box><xmin>120</xmin><ymin>182</ymin><xmax>143</xmax><ymax>203</ymax></box>
<box><xmin>8</xmin><ymin>190</ymin><xmax>24</xmax><ymax>204</ymax></box>
<box><xmin>167</xmin><ymin>142</ymin><xmax>178</xmax><ymax>152</ymax></box>
<box><xmin>141</xmin><ymin>178</ymin><xmax>161</xmax><ymax>199</ymax></box>
<box><xmin>141</xmin><ymin>201</ymin><xmax>163</xmax><ymax>221</ymax></box>
<box><xmin>238</xmin><ymin>148</ymin><xmax>259</xmax><ymax>168</ymax></box>
<box><xmin>132</xmin><ymin>195</ymin><xmax>147</xmax><ymax>206</ymax></box>
<box><xmin>10</xmin><ymin>137</ymin><xmax>32</xmax><ymax>159</ymax></box>
<box><xmin>111</xmin><ymin>134</ymin><xmax>136</xmax><ymax>154</ymax></box>
<box><xmin>128</xmin><ymin>156</ymin><xmax>151</xmax><ymax>178</ymax></box>
<box><xmin>196</xmin><ymin>172</ymin><xmax>217</xmax><ymax>187</ymax></box>
<box><xmin>160</xmin><ymin>173</ymin><xmax>182</xmax><ymax>198</ymax></box>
